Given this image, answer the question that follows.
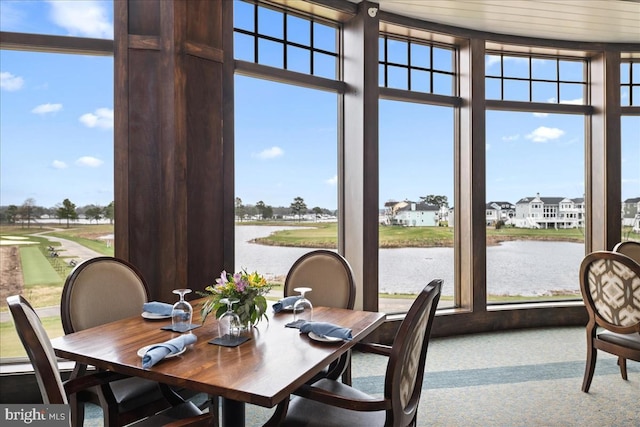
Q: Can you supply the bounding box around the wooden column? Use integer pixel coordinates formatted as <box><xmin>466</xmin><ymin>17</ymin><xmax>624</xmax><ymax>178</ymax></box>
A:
<box><xmin>342</xmin><ymin>1</ymin><xmax>379</xmax><ymax>311</ymax></box>
<box><xmin>114</xmin><ymin>0</ymin><xmax>230</xmax><ymax>301</ymax></box>
<box><xmin>588</xmin><ymin>50</ymin><xmax>622</xmax><ymax>252</ymax></box>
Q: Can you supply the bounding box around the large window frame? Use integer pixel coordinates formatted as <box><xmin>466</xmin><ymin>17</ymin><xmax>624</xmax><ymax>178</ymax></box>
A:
<box><xmin>2</xmin><ymin>1</ymin><xmax>638</xmax><ymax>366</ymax></box>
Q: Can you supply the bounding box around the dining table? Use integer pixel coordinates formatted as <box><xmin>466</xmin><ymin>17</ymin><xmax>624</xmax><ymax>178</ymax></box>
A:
<box><xmin>51</xmin><ymin>298</ymin><xmax>386</xmax><ymax>427</ymax></box>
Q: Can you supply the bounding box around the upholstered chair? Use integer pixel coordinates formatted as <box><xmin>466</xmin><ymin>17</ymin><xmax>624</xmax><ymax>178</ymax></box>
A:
<box><xmin>578</xmin><ymin>251</ymin><xmax>640</xmax><ymax>392</ymax></box>
<box><xmin>265</xmin><ymin>279</ymin><xmax>442</xmax><ymax>427</ymax></box>
<box><xmin>7</xmin><ymin>295</ymin><xmax>212</xmax><ymax>427</ymax></box>
<box><xmin>284</xmin><ymin>250</ymin><xmax>356</xmax><ymax>384</ymax></box>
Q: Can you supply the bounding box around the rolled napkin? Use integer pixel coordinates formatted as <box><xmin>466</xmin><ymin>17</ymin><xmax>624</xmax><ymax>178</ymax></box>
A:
<box><xmin>273</xmin><ymin>295</ymin><xmax>302</xmax><ymax>313</ymax></box>
<box><xmin>142</xmin><ymin>334</ymin><xmax>197</xmax><ymax>369</ymax></box>
<box><xmin>142</xmin><ymin>301</ymin><xmax>173</xmax><ymax>316</ymax></box>
<box><xmin>299</xmin><ymin>321</ymin><xmax>352</xmax><ymax>341</ymax></box>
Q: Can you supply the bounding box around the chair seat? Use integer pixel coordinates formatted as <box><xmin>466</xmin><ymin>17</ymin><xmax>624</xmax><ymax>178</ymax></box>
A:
<box><xmin>129</xmin><ymin>401</ymin><xmax>205</xmax><ymax>426</ymax></box>
<box><xmin>279</xmin><ymin>379</ymin><xmax>385</xmax><ymax>427</ymax></box>
<box><xmin>109</xmin><ymin>377</ymin><xmax>167</xmax><ymax>412</ymax></box>
<box><xmin>598</xmin><ymin>331</ymin><xmax>640</xmax><ymax>351</ymax></box>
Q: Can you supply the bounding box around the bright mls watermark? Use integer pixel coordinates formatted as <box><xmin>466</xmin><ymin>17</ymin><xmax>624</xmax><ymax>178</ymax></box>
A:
<box><xmin>1</xmin><ymin>405</ymin><xmax>69</xmax><ymax>426</ymax></box>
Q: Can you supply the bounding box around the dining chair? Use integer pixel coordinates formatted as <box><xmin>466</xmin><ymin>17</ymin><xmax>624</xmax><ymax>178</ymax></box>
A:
<box><xmin>60</xmin><ymin>256</ymin><xmax>191</xmax><ymax>427</ymax></box>
<box><xmin>265</xmin><ymin>279</ymin><xmax>442</xmax><ymax>427</ymax></box>
<box><xmin>613</xmin><ymin>240</ymin><xmax>640</xmax><ymax>264</ymax></box>
<box><xmin>284</xmin><ymin>249</ymin><xmax>356</xmax><ymax>384</ymax></box>
<box><xmin>578</xmin><ymin>251</ymin><xmax>640</xmax><ymax>392</ymax></box>
<box><xmin>6</xmin><ymin>295</ymin><xmax>213</xmax><ymax>427</ymax></box>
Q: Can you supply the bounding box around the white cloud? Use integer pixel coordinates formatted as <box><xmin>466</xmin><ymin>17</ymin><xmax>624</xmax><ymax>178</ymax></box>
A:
<box><xmin>75</xmin><ymin>156</ymin><xmax>103</xmax><ymax>167</ymax></box>
<box><xmin>48</xmin><ymin>0</ymin><xmax>113</xmax><ymax>39</ymax></box>
<box><xmin>326</xmin><ymin>175</ymin><xmax>338</xmax><ymax>185</ymax></box>
<box><xmin>560</xmin><ymin>98</ymin><xmax>584</xmax><ymax>105</ymax></box>
<box><xmin>533</xmin><ymin>112</ymin><xmax>548</xmax><ymax>118</ymax></box>
<box><xmin>254</xmin><ymin>146</ymin><xmax>284</xmax><ymax>159</ymax></box>
<box><xmin>1</xmin><ymin>71</ymin><xmax>24</xmax><ymax>91</ymax></box>
<box><xmin>502</xmin><ymin>134</ymin><xmax>519</xmax><ymax>141</ymax></box>
<box><xmin>525</xmin><ymin>126</ymin><xmax>565</xmax><ymax>143</ymax></box>
<box><xmin>32</xmin><ymin>103</ymin><xmax>63</xmax><ymax>114</ymax></box>
<box><xmin>79</xmin><ymin>107</ymin><xmax>113</xmax><ymax>129</ymax></box>
<box><xmin>52</xmin><ymin>160</ymin><xmax>68</xmax><ymax>169</ymax></box>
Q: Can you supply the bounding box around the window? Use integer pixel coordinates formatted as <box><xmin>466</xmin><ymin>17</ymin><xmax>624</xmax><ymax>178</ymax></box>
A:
<box><xmin>234</xmin><ymin>0</ymin><xmax>338</xmax><ymax>78</ymax></box>
<box><xmin>486</xmin><ymin>54</ymin><xmax>586</xmax><ymax>104</ymax></box>
<box><xmin>621</xmin><ymin>60</ymin><xmax>640</xmax><ymax>106</ymax></box>
<box><xmin>379</xmin><ymin>35</ymin><xmax>455</xmax><ymax>95</ymax></box>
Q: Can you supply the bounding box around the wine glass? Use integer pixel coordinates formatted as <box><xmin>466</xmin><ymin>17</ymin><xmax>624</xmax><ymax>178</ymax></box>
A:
<box><xmin>171</xmin><ymin>289</ymin><xmax>193</xmax><ymax>332</ymax></box>
<box><xmin>293</xmin><ymin>287</ymin><xmax>313</xmax><ymax>323</ymax></box>
<box><xmin>218</xmin><ymin>298</ymin><xmax>241</xmax><ymax>338</ymax></box>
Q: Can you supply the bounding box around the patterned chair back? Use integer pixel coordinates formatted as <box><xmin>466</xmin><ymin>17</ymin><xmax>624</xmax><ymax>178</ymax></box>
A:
<box><xmin>579</xmin><ymin>251</ymin><xmax>640</xmax><ymax>332</ymax></box>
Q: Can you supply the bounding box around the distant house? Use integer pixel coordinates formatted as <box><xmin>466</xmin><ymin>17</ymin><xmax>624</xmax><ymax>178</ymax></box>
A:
<box><xmin>514</xmin><ymin>193</ymin><xmax>584</xmax><ymax>229</ymax></box>
<box><xmin>622</xmin><ymin>197</ymin><xmax>640</xmax><ymax>229</ymax></box>
<box><xmin>485</xmin><ymin>201</ymin><xmax>515</xmax><ymax>226</ymax></box>
<box><xmin>394</xmin><ymin>202</ymin><xmax>440</xmax><ymax>227</ymax></box>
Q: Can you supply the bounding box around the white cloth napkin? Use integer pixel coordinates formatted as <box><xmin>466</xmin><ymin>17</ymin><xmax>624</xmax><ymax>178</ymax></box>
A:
<box><xmin>142</xmin><ymin>334</ymin><xmax>197</xmax><ymax>369</ymax></box>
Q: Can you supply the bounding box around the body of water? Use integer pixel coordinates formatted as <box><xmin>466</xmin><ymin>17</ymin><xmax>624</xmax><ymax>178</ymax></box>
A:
<box><xmin>235</xmin><ymin>225</ymin><xmax>585</xmax><ymax>297</ymax></box>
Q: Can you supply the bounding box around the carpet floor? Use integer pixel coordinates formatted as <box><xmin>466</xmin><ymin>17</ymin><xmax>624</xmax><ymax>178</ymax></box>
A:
<box><xmin>83</xmin><ymin>326</ymin><xmax>639</xmax><ymax>426</ymax></box>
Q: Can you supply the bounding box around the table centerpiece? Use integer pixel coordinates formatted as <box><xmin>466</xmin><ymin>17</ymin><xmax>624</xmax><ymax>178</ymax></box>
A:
<box><xmin>199</xmin><ymin>269</ymin><xmax>273</xmax><ymax>330</ymax></box>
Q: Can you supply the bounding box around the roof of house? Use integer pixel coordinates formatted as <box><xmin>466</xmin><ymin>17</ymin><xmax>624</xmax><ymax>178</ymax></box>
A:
<box><xmin>397</xmin><ymin>202</ymin><xmax>440</xmax><ymax>212</ymax></box>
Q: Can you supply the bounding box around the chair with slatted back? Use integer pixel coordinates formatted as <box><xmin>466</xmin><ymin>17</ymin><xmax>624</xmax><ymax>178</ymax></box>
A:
<box><xmin>284</xmin><ymin>250</ymin><xmax>356</xmax><ymax>384</ymax></box>
<box><xmin>265</xmin><ymin>279</ymin><xmax>442</xmax><ymax>427</ymax></box>
<box><xmin>60</xmin><ymin>256</ymin><xmax>189</xmax><ymax>427</ymax></box>
<box><xmin>579</xmin><ymin>251</ymin><xmax>640</xmax><ymax>392</ymax></box>
<box><xmin>6</xmin><ymin>295</ymin><xmax>213</xmax><ymax>427</ymax></box>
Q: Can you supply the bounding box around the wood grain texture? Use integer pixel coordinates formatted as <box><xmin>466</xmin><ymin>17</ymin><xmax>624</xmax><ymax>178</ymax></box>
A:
<box><xmin>52</xmin><ymin>301</ymin><xmax>385</xmax><ymax>409</ymax></box>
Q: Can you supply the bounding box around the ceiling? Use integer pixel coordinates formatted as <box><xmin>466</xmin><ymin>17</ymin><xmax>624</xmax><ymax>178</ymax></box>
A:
<box><xmin>351</xmin><ymin>0</ymin><xmax>640</xmax><ymax>44</ymax></box>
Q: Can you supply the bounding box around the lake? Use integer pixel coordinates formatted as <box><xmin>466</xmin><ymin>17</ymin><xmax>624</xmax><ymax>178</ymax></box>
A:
<box><xmin>235</xmin><ymin>225</ymin><xmax>585</xmax><ymax>297</ymax></box>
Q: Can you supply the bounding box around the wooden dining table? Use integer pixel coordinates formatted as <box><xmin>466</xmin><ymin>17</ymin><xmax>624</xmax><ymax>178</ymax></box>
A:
<box><xmin>51</xmin><ymin>299</ymin><xmax>385</xmax><ymax>427</ymax></box>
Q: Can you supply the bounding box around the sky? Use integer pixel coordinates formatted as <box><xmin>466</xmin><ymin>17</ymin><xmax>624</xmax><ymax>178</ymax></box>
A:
<box><xmin>1</xmin><ymin>0</ymin><xmax>638</xmax><ymax>212</ymax></box>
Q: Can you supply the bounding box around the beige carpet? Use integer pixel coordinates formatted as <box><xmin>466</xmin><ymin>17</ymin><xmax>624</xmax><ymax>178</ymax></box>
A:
<box><xmin>84</xmin><ymin>327</ymin><xmax>639</xmax><ymax>426</ymax></box>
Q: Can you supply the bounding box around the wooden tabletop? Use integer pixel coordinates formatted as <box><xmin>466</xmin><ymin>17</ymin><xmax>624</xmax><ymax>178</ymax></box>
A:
<box><xmin>51</xmin><ymin>300</ymin><xmax>385</xmax><ymax>409</ymax></box>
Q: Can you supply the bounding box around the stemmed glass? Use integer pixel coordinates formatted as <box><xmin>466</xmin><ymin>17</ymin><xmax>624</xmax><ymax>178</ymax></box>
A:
<box><xmin>218</xmin><ymin>298</ymin><xmax>241</xmax><ymax>338</ymax></box>
<box><xmin>171</xmin><ymin>289</ymin><xmax>193</xmax><ymax>332</ymax></box>
<box><xmin>293</xmin><ymin>287</ymin><xmax>313</xmax><ymax>323</ymax></box>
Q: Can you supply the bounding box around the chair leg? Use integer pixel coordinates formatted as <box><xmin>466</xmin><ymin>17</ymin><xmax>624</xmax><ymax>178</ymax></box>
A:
<box><xmin>69</xmin><ymin>395</ymin><xmax>84</xmax><ymax>427</ymax></box>
<box><xmin>341</xmin><ymin>359</ymin><xmax>352</xmax><ymax>386</ymax></box>
<box><xmin>618</xmin><ymin>357</ymin><xmax>628</xmax><ymax>381</ymax></box>
<box><xmin>581</xmin><ymin>341</ymin><xmax>597</xmax><ymax>393</ymax></box>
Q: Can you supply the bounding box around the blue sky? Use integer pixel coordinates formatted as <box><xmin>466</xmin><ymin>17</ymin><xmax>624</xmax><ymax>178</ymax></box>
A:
<box><xmin>1</xmin><ymin>0</ymin><xmax>638</xmax><ymax>211</ymax></box>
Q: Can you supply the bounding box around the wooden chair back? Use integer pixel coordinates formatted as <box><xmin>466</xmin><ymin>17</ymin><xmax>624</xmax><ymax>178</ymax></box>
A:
<box><xmin>7</xmin><ymin>295</ymin><xmax>68</xmax><ymax>406</ymax></box>
<box><xmin>613</xmin><ymin>240</ymin><xmax>640</xmax><ymax>265</ymax></box>
<box><xmin>384</xmin><ymin>279</ymin><xmax>441</xmax><ymax>426</ymax></box>
<box><xmin>284</xmin><ymin>250</ymin><xmax>356</xmax><ymax>309</ymax></box>
<box><xmin>579</xmin><ymin>251</ymin><xmax>640</xmax><ymax>392</ymax></box>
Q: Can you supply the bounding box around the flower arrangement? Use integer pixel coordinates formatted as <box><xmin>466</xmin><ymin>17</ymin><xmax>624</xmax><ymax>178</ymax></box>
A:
<box><xmin>199</xmin><ymin>269</ymin><xmax>273</xmax><ymax>327</ymax></box>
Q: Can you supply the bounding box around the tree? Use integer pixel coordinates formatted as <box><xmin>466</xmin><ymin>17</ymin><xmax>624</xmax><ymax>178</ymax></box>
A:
<box><xmin>420</xmin><ymin>194</ymin><xmax>449</xmax><ymax>207</ymax></box>
<box><xmin>256</xmin><ymin>200</ymin><xmax>266</xmax><ymax>220</ymax></box>
<box><xmin>235</xmin><ymin>197</ymin><xmax>246</xmax><ymax>221</ymax></box>
<box><xmin>262</xmin><ymin>205</ymin><xmax>273</xmax><ymax>220</ymax></box>
<box><xmin>85</xmin><ymin>205</ymin><xmax>104</xmax><ymax>223</ymax></box>
<box><xmin>290</xmin><ymin>197</ymin><xmax>307</xmax><ymax>221</ymax></box>
<box><xmin>312</xmin><ymin>206</ymin><xmax>323</xmax><ymax>220</ymax></box>
<box><xmin>20</xmin><ymin>198</ymin><xmax>36</xmax><ymax>228</ymax></box>
<box><xmin>5</xmin><ymin>205</ymin><xmax>18</xmax><ymax>223</ymax></box>
<box><xmin>56</xmin><ymin>198</ymin><xmax>78</xmax><ymax>228</ymax></box>
<box><xmin>104</xmin><ymin>201</ymin><xmax>115</xmax><ymax>224</ymax></box>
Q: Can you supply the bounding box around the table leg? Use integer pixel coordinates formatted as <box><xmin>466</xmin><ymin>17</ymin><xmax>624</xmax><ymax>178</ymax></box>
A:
<box><xmin>222</xmin><ymin>398</ymin><xmax>245</xmax><ymax>427</ymax></box>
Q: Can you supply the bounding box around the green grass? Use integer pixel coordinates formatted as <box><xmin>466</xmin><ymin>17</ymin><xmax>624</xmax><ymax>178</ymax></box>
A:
<box><xmin>0</xmin><ymin>316</ymin><xmax>64</xmax><ymax>358</ymax></box>
<box><xmin>20</xmin><ymin>246</ymin><xmax>61</xmax><ymax>286</ymax></box>
<box><xmin>251</xmin><ymin>222</ymin><xmax>586</xmax><ymax>248</ymax></box>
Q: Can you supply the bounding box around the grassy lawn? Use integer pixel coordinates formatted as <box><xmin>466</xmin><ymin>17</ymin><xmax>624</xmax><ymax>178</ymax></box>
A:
<box><xmin>0</xmin><ymin>316</ymin><xmax>63</xmax><ymax>358</ymax></box>
<box><xmin>20</xmin><ymin>246</ymin><xmax>61</xmax><ymax>286</ymax></box>
<box><xmin>251</xmin><ymin>222</ymin><xmax>586</xmax><ymax>248</ymax></box>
